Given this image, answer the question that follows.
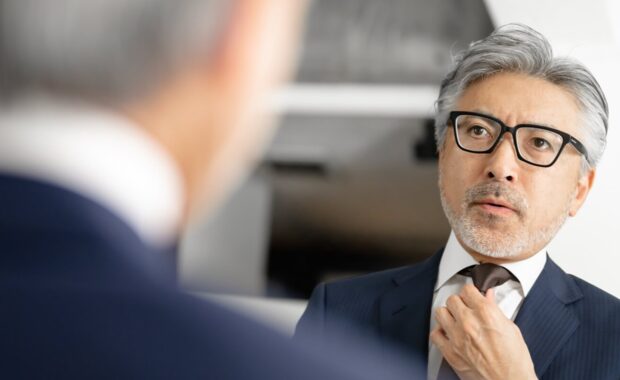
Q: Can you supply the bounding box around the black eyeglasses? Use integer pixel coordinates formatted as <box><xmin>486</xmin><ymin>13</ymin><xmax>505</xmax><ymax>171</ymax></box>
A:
<box><xmin>448</xmin><ymin>111</ymin><xmax>589</xmax><ymax>168</ymax></box>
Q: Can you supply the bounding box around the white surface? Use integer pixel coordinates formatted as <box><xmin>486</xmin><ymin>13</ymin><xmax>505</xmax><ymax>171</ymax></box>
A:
<box><xmin>180</xmin><ymin>173</ymin><xmax>271</xmax><ymax>296</ymax></box>
<box><xmin>485</xmin><ymin>0</ymin><xmax>620</xmax><ymax>297</ymax></box>
<box><xmin>198</xmin><ymin>293</ymin><xmax>307</xmax><ymax>336</ymax></box>
<box><xmin>485</xmin><ymin>0</ymin><xmax>615</xmax><ymax>48</ymax></box>
<box><xmin>272</xmin><ymin>84</ymin><xmax>438</xmax><ymax>117</ymax></box>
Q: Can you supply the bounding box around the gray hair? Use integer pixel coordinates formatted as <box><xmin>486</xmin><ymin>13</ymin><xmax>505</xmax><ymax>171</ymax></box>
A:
<box><xmin>0</xmin><ymin>0</ymin><xmax>226</xmax><ymax>103</ymax></box>
<box><xmin>435</xmin><ymin>23</ymin><xmax>608</xmax><ymax>171</ymax></box>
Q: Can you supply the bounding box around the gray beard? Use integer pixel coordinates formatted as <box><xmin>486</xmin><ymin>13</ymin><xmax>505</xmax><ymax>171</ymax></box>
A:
<box><xmin>438</xmin><ymin>173</ymin><xmax>572</xmax><ymax>259</ymax></box>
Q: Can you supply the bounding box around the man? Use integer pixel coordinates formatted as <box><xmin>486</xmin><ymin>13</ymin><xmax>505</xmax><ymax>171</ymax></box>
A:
<box><xmin>0</xmin><ymin>0</ymin><xmax>419</xmax><ymax>378</ymax></box>
<box><xmin>296</xmin><ymin>24</ymin><xmax>620</xmax><ymax>380</ymax></box>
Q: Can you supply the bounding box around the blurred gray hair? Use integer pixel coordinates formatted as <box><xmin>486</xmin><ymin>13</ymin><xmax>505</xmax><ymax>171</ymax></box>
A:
<box><xmin>435</xmin><ymin>24</ymin><xmax>608</xmax><ymax>171</ymax></box>
<box><xmin>0</xmin><ymin>0</ymin><xmax>227</xmax><ymax>103</ymax></box>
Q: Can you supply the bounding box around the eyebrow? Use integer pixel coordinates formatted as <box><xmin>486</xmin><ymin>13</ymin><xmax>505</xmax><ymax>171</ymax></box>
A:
<box><xmin>468</xmin><ymin>108</ymin><xmax>557</xmax><ymax>129</ymax></box>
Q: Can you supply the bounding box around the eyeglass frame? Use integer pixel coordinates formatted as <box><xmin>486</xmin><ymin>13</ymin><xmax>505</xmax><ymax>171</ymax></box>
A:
<box><xmin>447</xmin><ymin>111</ymin><xmax>589</xmax><ymax>168</ymax></box>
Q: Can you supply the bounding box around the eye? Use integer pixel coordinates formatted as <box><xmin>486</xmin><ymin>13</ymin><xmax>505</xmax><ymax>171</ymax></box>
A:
<box><xmin>531</xmin><ymin>137</ymin><xmax>551</xmax><ymax>150</ymax></box>
<box><xmin>467</xmin><ymin>125</ymin><xmax>490</xmax><ymax>138</ymax></box>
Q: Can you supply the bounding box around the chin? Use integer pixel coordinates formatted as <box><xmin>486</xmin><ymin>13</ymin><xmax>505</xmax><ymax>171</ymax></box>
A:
<box><xmin>457</xmin><ymin>220</ymin><xmax>530</xmax><ymax>259</ymax></box>
<box><xmin>465</xmin><ymin>235</ymin><xmax>527</xmax><ymax>259</ymax></box>
<box><xmin>441</xmin><ymin>188</ymin><xmax>565</xmax><ymax>260</ymax></box>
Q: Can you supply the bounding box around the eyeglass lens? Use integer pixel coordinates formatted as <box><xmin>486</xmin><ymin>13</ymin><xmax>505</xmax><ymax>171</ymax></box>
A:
<box><xmin>455</xmin><ymin>114</ymin><xmax>564</xmax><ymax>166</ymax></box>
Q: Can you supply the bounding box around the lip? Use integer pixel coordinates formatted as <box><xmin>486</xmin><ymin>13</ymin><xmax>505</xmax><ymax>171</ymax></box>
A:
<box><xmin>472</xmin><ymin>198</ymin><xmax>518</xmax><ymax>215</ymax></box>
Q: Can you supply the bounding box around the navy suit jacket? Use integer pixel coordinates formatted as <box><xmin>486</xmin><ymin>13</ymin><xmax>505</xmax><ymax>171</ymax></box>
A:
<box><xmin>0</xmin><ymin>173</ymin><xmax>419</xmax><ymax>379</ymax></box>
<box><xmin>296</xmin><ymin>249</ymin><xmax>620</xmax><ymax>379</ymax></box>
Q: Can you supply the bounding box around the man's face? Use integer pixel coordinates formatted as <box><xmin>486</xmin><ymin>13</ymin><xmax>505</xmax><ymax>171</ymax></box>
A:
<box><xmin>438</xmin><ymin>72</ymin><xmax>593</xmax><ymax>262</ymax></box>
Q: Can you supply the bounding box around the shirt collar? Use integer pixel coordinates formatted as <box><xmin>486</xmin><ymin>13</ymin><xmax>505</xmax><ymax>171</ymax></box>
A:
<box><xmin>436</xmin><ymin>231</ymin><xmax>548</xmax><ymax>296</ymax></box>
<box><xmin>0</xmin><ymin>94</ymin><xmax>185</xmax><ymax>248</ymax></box>
<box><xmin>436</xmin><ymin>232</ymin><xmax>478</xmax><ymax>291</ymax></box>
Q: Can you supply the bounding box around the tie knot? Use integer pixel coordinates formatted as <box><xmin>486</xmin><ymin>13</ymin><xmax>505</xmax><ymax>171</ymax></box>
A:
<box><xmin>458</xmin><ymin>263</ymin><xmax>517</xmax><ymax>293</ymax></box>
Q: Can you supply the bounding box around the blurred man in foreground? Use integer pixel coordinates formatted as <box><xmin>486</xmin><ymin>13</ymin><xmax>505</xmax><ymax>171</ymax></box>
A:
<box><xmin>297</xmin><ymin>24</ymin><xmax>620</xmax><ymax>379</ymax></box>
<box><xmin>0</xmin><ymin>0</ymin><xmax>419</xmax><ymax>378</ymax></box>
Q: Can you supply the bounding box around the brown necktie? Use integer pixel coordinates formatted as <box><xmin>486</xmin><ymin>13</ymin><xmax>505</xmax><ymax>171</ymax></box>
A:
<box><xmin>436</xmin><ymin>263</ymin><xmax>517</xmax><ymax>379</ymax></box>
<box><xmin>458</xmin><ymin>263</ymin><xmax>517</xmax><ymax>293</ymax></box>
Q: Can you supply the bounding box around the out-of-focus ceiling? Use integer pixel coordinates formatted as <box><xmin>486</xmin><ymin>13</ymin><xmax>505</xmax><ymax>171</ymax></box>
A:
<box><xmin>296</xmin><ymin>0</ymin><xmax>493</xmax><ymax>84</ymax></box>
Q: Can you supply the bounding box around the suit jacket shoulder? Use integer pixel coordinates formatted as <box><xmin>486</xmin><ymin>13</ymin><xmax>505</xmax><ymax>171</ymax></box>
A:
<box><xmin>295</xmin><ymin>251</ymin><xmax>442</xmax><ymax>343</ymax></box>
<box><xmin>541</xmin><ymin>273</ymin><xmax>620</xmax><ymax>379</ymax></box>
<box><xmin>569</xmin><ymin>274</ymin><xmax>620</xmax><ymax>321</ymax></box>
<box><xmin>297</xmin><ymin>249</ymin><xmax>620</xmax><ymax>380</ymax></box>
<box><xmin>0</xmin><ymin>174</ymin><xmax>417</xmax><ymax>380</ymax></box>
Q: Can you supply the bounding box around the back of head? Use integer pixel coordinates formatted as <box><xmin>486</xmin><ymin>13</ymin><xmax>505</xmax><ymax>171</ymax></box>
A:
<box><xmin>0</xmin><ymin>0</ymin><xmax>225</xmax><ymax>104</ymax></box>
<box><xmin>0</xmin><ymin>0</ymin><xmax>307</xmax><ymax>221</ymax></box>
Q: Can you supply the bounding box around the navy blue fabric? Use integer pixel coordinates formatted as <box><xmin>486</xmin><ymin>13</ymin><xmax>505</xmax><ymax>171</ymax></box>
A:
<box><xmin>0</xmin><ymin>173</ymin><xmax>417</xmax><ymax>379</ymax></box>
<box><xmin>296</xmin><ymin>249</ymin><xmax>620</xmax><ymax>379</ymax></box>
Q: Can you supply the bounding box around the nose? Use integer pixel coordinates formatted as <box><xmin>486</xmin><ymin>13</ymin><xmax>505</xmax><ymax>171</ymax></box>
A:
<box><xmin>484</xmin><ymin>134</ymin><xmax>519</xmax><ymax>183</ymax></box>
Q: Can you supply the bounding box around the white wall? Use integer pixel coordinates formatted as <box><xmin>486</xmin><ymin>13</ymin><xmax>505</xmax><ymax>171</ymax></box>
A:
<box><xmin>198</xmin><ymin>293</ymin><xmax>307</xmax><ymax>336</ymax></box>
<box><xmin>485</xmin><ymin>0</ymin><xmax>620</xmax><ymax>297</ymax></box>
<box><xmin>180</xmin><ymin>172</ymin><xmax>272</xmax><ymax>296</ymax></box>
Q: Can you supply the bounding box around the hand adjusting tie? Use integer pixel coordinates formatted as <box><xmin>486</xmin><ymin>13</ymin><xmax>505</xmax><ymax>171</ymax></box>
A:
<box><xmin>437</xmin><ymin>263</ymin><xmax>518</xmax><ymax>380</ymax></box>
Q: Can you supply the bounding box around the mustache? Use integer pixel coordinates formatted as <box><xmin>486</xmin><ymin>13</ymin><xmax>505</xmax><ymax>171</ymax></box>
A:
<box><xmin>465</xmin><ymin>182</ymin><xmax>528</xmax><ymax>214</ymax></box>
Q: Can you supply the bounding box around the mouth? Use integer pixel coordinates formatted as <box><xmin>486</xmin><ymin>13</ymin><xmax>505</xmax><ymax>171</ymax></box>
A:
<box><xmin>471</xmin><ymin>198</ymin><xmax>518</xmax><ymax>216</ymax></box>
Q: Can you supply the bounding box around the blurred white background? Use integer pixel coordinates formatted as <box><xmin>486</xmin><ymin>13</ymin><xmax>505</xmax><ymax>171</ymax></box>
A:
<box><xmin>487</xmin><ymin>0</ymin><xmax>620</xmax><ymax>298</ymax></box>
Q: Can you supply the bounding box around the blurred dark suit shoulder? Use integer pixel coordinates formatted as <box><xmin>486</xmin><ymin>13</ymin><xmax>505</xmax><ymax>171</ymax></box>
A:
<box><xmin>296</xmin><ymin>264</ymin><xmax>422</xmax><ymax>337</ymax></box>
<box><xmin>0</xmin><ymin>173</ymin><xmax>400</xmax><ymax>379</ymax></box>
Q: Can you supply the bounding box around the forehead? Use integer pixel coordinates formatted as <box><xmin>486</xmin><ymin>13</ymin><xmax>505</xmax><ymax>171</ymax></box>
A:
<box><xmin>455</xmin><ymin>72</ymin><xmax>583</xmax><ymax>137</ymax></box>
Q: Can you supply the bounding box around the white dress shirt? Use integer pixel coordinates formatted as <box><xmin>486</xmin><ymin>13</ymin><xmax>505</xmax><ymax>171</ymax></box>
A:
<box><xmin>0</xmin><ymin>94</ymin><xmax>184</xmax><ymax>248</ymax></box>
<box><xmin>427</xmin><ymin>231</ymin><xmax>548</xmax><ymax>380</ymax></box>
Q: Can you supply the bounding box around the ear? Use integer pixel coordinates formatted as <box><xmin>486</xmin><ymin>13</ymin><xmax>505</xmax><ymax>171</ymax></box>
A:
<box><xmin>568</xmin><ymin>168</ymin><xmax>596</xmax><ymax>217</ymax></box>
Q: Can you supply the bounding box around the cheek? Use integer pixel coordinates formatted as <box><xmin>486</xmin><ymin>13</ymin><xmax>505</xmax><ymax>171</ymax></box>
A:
<box><xmin>439</xmin><ymin>152</ymin><xmax>476</xmax><ymax>203</ymax></box>
<box><xmin>525</xmin><ymin>172</ymin><xmax>575</xmax><ymax>222</ymax></box>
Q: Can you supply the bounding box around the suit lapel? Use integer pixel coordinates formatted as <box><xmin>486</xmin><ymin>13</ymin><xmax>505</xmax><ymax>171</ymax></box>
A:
<box><xmin>515</xmin><ymin>256</ymin><xmax>582</xmax><ymax>378</ymax></box>
<box><xmin>377</xmin><ymin>251</ymin><xmax>583</xmax><ymax>378</ymax></box>
<box><xmin>378</xmin><ymin>250</ymin><xmax>443</xmax><ymax>373</ymax></box>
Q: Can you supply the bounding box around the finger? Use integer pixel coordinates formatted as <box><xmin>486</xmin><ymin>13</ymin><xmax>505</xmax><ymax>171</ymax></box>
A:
<box><xmin>460</xmin><ymin>283</ymin><xmax>488</xmax><ymax>308</ymax></box>
<box><xmin>429</xmin><ymin>327</ymin><xmax>452</xmax><ymax>355</ymax></box>
<box><xmin>486</xmin><ymin>287</ymin><xmax>495</xmax><ymax>303</ymax></box>
<box><xmin>445</xmin><ymin>294</ymin><xmax>469</xmax><ymax>320</ymax></box>
<box><xmin>435</xmin><ymin>306</ymin><xmax>456</xmax><ymax>336</ymax></box>
<box><xmin>429</xmin><ymin>326</ymin><xmax>446</xmax><ymax>347</ymax></box>
<box><xmin>430</xmin><ymin>327</ymin><xmax>465</xmax><ymax>370</ymax></box>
